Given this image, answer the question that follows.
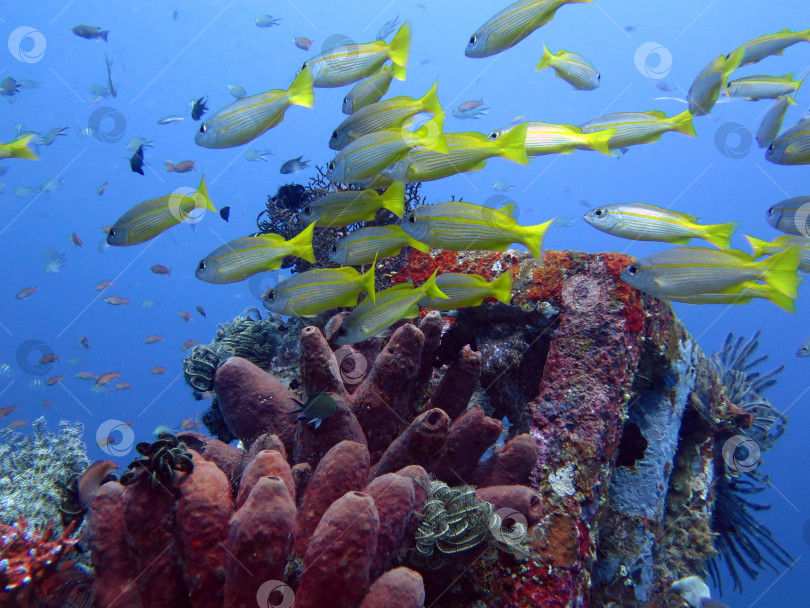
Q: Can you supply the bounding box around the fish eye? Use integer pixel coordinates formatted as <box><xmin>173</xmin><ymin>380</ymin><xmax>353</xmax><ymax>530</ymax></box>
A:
<box><xmin>198</xmin><ymin>260</ymin><xmax>206</xmax><ymax>271</ymax></box>
<box><xmin>331</xmin><ymin>245</ymin><xmax>338</xmax><ymax>253</ymax></box>
<box><xmin>266</xmin><ymin>290</ymin><xmax>275</xmax><ymax>301</ymax></box>
<box><xmin>301</xmin><ymin>62</ymin><xmax>308</xmax><ymax>70</ymax></box>
<box><xmin>626</xmin><ymin>264</ymin><xmax>638</xmax><ymax>276</ymax></box>
<box><xmin>767</xmin><ymin>206</ymin><xmax>775</xmax><ymax>216</ymax></box>
<box><xmin>767</xmin><ymin>142</ymin><xmax>775</xmax><ymax>152</ymax></box>
<box><xmin>488</xmin><ymin>131</ymin><xmax>498</xmax><ymax>140</ymax></box>
<box><xmin>304</xmin><ymin>206</ymin><xmax>311</xmax><ymax>214</ymax></box>
<box><xmin>594</xmin><ymin>209</ymin><xmax>604</xmax><ymax>217</ymax></box>
<box><xmin>199</xmin><ymin>124</ymin><xmax>206</xmax><ymax>135</ymax></box>
<box><xmin>596</xmin><ymin>73</ymin><xmax>601</xmax><ymax>80</ymax></box>
<box><xmin>108</xmin><ymin>228</ymin><xmax>116</xmax><ymax>237</ymax></box>
<box><xmin>408</xmin><ymin>215</ymin><xmax>415</xmax><ymax>223</ymax></box>
<box><xmin>332</xmin><ymin>130</ymin><xmax>338</xmax><ymax>139</ymax></box>
<box><xmin>337</xmin><ymin>326</ymin><xmax>346</xmax><ymax>335</ymax></box>
<box><xmin>468</xmin><ymin>35</ymin><xmax>476</xmax><ymax>47</ymax></box>
<box><xmin>328</xmin><ymin>162</ymin><xmax>335</xmax><ymax>171</ymax></box>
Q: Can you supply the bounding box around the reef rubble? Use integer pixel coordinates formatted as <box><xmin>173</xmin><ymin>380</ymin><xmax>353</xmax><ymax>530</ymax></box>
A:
<box><xmin>74</xmin><ymin>248</ymin><xmax>781</xmax><ymax>608</ymax></box>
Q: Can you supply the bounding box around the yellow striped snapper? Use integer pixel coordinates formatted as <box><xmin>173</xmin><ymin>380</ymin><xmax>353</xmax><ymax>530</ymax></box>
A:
<box><xmin>745</xmin><ymin>234</ymin><xmax>810</xmax><ymax>272</ymax></box>
<box><xmin>195</xmin><ymin>223</ymin><xmax>316</xmax><ymax>284</ymax></box>
<box><xmin>342</xmin><ymin>63</ymin><xmax>404</xmax><ymax>114</ymax></box>
<box><xmin>666</xmin><ymin>282</ymin><xmax>795</xmax><ymax>313</ymax></box>
<box><xmin>302</xmin><ymin>22</ymin><xmax>411</xmax><ymax>88</ymax></box>
<box><xmin>401</xmin><ymin>200</ymin><xmax>554</xmax><ymax>260</ymax></box>
<box><xmin>687</xmin><ymin>47</ymin><xmax>744</xmax><ymax>116</ymax></box>
<box><xmin>263</xmin><ymin>265</ymin><xmax>376</xmax><ymax>316</ymax></box>
<box><xmin>325</xmin><ymin>113</ymin><xmax>448</xmax><ymax>183</ymax></box>
<box><xmin>579</xmin><ymin>110</ymin><xmax>696</xmax><ymax>150</ymax></box>
<box><xmin>728</xmin><ymin>73</ymin><xmax>806</xmax><ymax>100</ymax></box>
<box><xmin>0</xmin><ymin>134</ymin><xmax>39</xmax><ymax>160</ymax></box>
<box><xmin>732</xmin><ymin>28</ymin><xmax>810</xmax><ymax>67</ymax></box>
<box><xmin>765</xmin><ymin>196</ymin><xmax>810</xmax><ymax>234</ymax></box>
<box><xmin>621</xmin><ymin>246</ymin><xmax>801</xmax><ymax>300</ymax></box>
<box><xmin>757</xmin><ymin>95</ymin><xmax>796</xmax><ymax>148</ymax></box>
<box><xmin>195</xmin><ymin>69</ymin><xmax>314</xmax><ymax>148</ymax></box>
<box><xmin>300</xmin><ymin>181</ymin><xmax>405</xmax><ymax>226</ymax></box>
<box><xmin>766</xmin><ymin>117</ymin><xmax>810</xmax><ymax>165</ymax></box>
<box><xmin>107</xmin><ymin>175</ymin><xmax>219</xmax><ymax>246</ymax></box>
<box><xmin>330</xmin><ymin>80</ymin><xmax>442</xmax><ymax>150</ymax></box>
<box><xmin>420</xmin><ymin>272</ymin><xmax>512</xmax><ymax>309</ymax></box>
<box><xmin>329</xmin><ymin>225</ymin><xmax>429</xmax><ymax>266</ymax></box>
<box><xmin>535</xmin><ymin>44</ymin><xmax>600</xmax><ymax>90</ymax></box>
<box><xmin>334</xmin><ymin>269</ymin><xmax>448</xmax><ymax>345</ymax></box>
<box><xmin>465</xmin><ymin>0</ymin><xmax>594</xmax><ymax>58</ymax></box>
<box><xmin>383</xmin><ymin>126</ymin><xmax>529</xmax><ymax>182</ymax></box>
<box><xmin>491</xmin><ymin>121</ymin><xmax>614</xmax><ymax>156</ymax></box>
<box><xmin>584</xmin><ymin>203</ymin><xmax>738</xmax><ymax>248</ymax></box>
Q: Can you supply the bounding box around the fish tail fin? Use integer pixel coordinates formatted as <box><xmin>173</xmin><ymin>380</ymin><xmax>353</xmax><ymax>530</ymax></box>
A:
<box><xmin>585</xmin><ymin>128</ymin><xmax>616</xmax><ymax>156</ymax></box>
<box><xmin>101</xmin><ymin>30</ymin><xmax>109</xmax><ymax>42</ymax></box>
<box><xmin>422</xmin><ymin>269</ymin><xmax>449</xmax><ymax>299</ymax></box>
<box><xmin>387</xmin><ymin>22</ymin><xmax>412</xmax><ymax>70</ymax></box>
<box><xmin>535</xmin><ymin>43</ymin><xmax>555</xmax><ymax>72</ymax></box>
<box><xmin>360</xmin><ymin>259</ymin><xmax>377</xmax><ymax>302</ymax></box>
<box><xmin>379</xmin><ymin>181</ymin><xmax>406</xmax><ymax>218</ymax></box>
<box><xmin>407</xmin><ymin>235</ymin><xmax>430</xmax><ymax>254</ymax></box>
<box><xmin>289</xmin><ymin>222</ymin><xmax>317</xmax><ymax>263</ymax></box>
<box><xmin>760</xmin><ymin>245</ymin><xmax>801</xmax><ymax>297</ymax></box>
<box><xmin>495</xmin><ymin>123</ymin><xmax>530</xmax><ymax>165</ymax></box>
<box><xmin>489</xmin><ymin>272</ymin><xmax>513</xmax><ymax>305</ymax></box>
<box><xmin>671</xmin><ymin>110</ymin><xmax>697</xmax><ymax>136</ymax></box>
<box><xmin>744</xmin><ymin>234</ymin><xmax>773</xmax><ymax>259</ymax></box>
<box><xmin>390</xmin><ymin>62</ymin><xmax>408</xmax><ymax>81</ymax></box>
<box><xmin>414</xmin><ymin>113</ymin><xmax>448</xmax><ymax>153</ymax></box>
<box><xmin>763</xmin><ymin>285</ymin><xmax>797</xmax><ymax>313</ymax></box>
<box><xmin>195</xmin><ymin>174</ymin><xmax>217</xmax><ymax>212</ymax></box>
<box><xmin>522</xmin><ymin>218</ymin><xmax>555</xmax><ymax>260</ymax></box>
<box><xmin>287</xmin><ymin>68</ymin><xmax>315</xmax><ymax>108</ymax></box>
<box><xmin>7</xmin><ymin>135</ymin><xmax>39</xmax><ymax>160</ymax></box>
<box><xmin>702</xmin><ymin>221</ymin><xmax>739</xmax><ymax>249</ymax></box>
<box><xmin>419</xmin><ymin>79</ymin><xmax>442</xmax><ymax>116</ymax></box>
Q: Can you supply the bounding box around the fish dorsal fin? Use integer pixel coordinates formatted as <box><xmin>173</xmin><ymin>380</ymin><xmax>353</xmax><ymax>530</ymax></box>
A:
<box><xmin>257</xmin><ymin>232</ymin><xmax>287</xmax><ymax>243</ymax></box>
<box><xmin>648</xmin><ymin>110</ymin><xmax>668</xmax><ymax>119</ymax></box>
<box><xmin>498</xmin><ymin>201</ymin><xmax>518</xmax><ymax>217</ymax></box>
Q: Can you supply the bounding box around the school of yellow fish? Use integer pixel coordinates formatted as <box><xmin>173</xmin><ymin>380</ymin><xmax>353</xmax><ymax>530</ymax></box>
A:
<box><xmin>6</xmin><ymin>1</ymin><xmax>810</xmax><ymax>344</ymax></box>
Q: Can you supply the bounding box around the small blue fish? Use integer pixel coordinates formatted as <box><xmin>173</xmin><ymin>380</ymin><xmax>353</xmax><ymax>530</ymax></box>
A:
<box><xmin>291</xmin><ymin>392</ymin><xmax>339</xmax><ymax>429</ymax></box>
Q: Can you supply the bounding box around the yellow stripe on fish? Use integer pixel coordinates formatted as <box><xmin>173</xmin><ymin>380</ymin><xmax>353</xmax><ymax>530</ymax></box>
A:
<box><xmin>535</xmin><ymin>44</ymin><xmax>600</xmax><ymax>90</ymax></box>
<box><xmin>329</xmin><ymin>225</ymin><xmax>429</xmax><ymax>266</ymax></box>
<box><xmin>579</xmin><ymin>110</ymin><xmax>696</xmax><ymax>150</ymax></box>
<box><xmin>420</xmin><ymin>272</ymin><xmax>513</xmax><ymax>309</ymax></box>
<box><xmin>263</xmin><ymin>265</ymin><xmax>376</xmax><ymax>316</ymax></box>
<box><xmin>342</xmin><ymin>62</ymin><xmax>405</xmax><ymax>114</ymax></box>
<box><xmin>300</xmin><ymin>181</ymin><xmax>406</xmax><ymax>226</ymax></box>
<box><xmin>491</xmin><ymin>121</ymin><xmax>615</xmax><ymax>156</ymax></box>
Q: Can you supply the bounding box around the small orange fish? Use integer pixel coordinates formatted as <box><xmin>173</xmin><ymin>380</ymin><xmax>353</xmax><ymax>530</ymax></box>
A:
<box><xmin>179</xmin><ymin>311</ymin><xmax>193</xmax><ymax>322</ymax></box>
<box><xmin>114</xmin><ymin>382</ymin><xmax>132</xmax><ymax>390</ymax></box>
<box><xmin>95</xmin><ymin>371</ymin><xmax>120</xmax><ymax>386</ymax></box>
<box><xmin>173</xmin><ymin>160</ymin><xmax>196</xmax><ymax>173</ymax></box>
<box><xmin>15</xmin><ymin>286</ymin><xmax>39</xmax><ymax>300</ymax></box>
<box><xmin>143</xmin><ymin>335</ymin><xmax>165</xmax><ymax>344</ymax></box>
<box><xmin>45</xmin><ymin>375</ymin><xmax>64</xmax><ymax>386</ymax></box>
<box><xmin>76</xmin><ymin>371</ymin><xmax>96</xmax><ymax>380</ymax></box>
<box><xmin>94</xmin><ymin>280</ymin><xmax>114</xmax><ymax>291</ymax></box>
<box><xmin>0</xmin><ymin>406</ymin><xmax>20</xmax><ymax>419</ymax></box>
<box><xmin>105</xmin><ymin>296</ymin><xmax>129</xmax><ymax>306</ymax></box>
<box><xmin>180</xmin><ymin>339</ymin><xmax>197</xmax><ymax>351</ymax></box>
<box><xmin>180</xmin><ymin>417</ymin><xmax>200</xmax><ymax>430</ymax></box>
<box><xmin>150</xmin><ymin>264</ymin><xmax>171</xmax><ymax>275</ymax></box>
<box><xmin>97</xmin><ymin>182</ymin><xmax>109</xmax><ymax>196</ymax></box>
<box><xmin>41</xmin><ymin>400</ymin><xmax>53</xmax><ymax>409</ymax></box>
<box><xmin>78</xmin><ymin>460</ymin><xmax>119</xmax><ymax>508</ymax></box>
<box><xmin>7</xmin><ymin>419</ymin><xmax>28</xmax><ymax>429</ymax></box>
<box><xmin>39</xmin><ymin>353</ymin><xmax>59</xmax><ymax>364</ymax></box>
<box><xmin>70</xmin><ymin>232</ymin><xmax>83</xmax><ymax>247</ymax></box>
<box><xmin>121</xmin><ymin>420</ymin><xmax>133</xmax><ymax>428</ymax></box>
<box><xmin>164</xmin><ymin>161</ymin><xmax>176</xmax><ymax>172</ymax></box>
<box><xmin>151</xmin><ymin>366</ymin><xmax>166</xmax><ymax>375</ymax></box>
<box><xmin>97</xmin><ymin>436</ymin><xmax>116</xmax><ymax>447</ymax></box>
<box><xmin>195</xmin><ymin>305</ymin><xmax>206</xmax><ymax>317</ymax></box>
<box><xmin>78</xmin><ymin>336</ymin><xmax>91</xmax><ymax>350</ymax></box>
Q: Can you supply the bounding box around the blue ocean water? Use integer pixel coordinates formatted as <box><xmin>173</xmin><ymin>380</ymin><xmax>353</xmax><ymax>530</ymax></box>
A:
<box><xmin>0</xmin><ymin>1</ymin><xmax>809</xmax><ymax>605</ymax></box>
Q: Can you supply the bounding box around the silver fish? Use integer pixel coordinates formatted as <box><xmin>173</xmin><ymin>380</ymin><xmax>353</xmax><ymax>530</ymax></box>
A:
<box><xmin>765</xmin><ymin>196</ymin><xmax>810</xmax><ymax>235</ymax></box>
<box><xmin>245</xmin><ymin>149</ymin><xmax>272</xmax><ymax>161</ymax></box>
<box><xmin>280</xmin><ymin>156</ymin><xmax>309</xmax><ymax>174</ymax></box>
<box><xmin>228</xmin><ymin>84</ymin><xmax>247</xmax><ymax>99</ymax></box>
<box><xmin>757</xmin><ymin>95</ymin><xmax>796</xmax><ymax>148</ymax></box>
<box><xmin>255</xmin><ymin>15</ymin><xmax>281</xmax><ymax>27</ymax></box>
<box><xmin>766</xmin><ymin>117</ymin><xmax>810</xmax><ymax>165</ymax></box>
<box><xmin>157</xmin><ymin>115</ymin><xmax>185</xmax><ymax>125</ymax></box>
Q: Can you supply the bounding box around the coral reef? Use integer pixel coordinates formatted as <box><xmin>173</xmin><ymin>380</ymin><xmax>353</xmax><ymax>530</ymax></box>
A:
<box><xmin>81</xmin><ymin>249</ymin><xmax>792</xmax><ymax>607</ymax></box>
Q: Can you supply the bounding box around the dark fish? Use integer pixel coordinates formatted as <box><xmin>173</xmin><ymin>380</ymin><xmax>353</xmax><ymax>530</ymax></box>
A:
<box><xmin>219</xmin><ymin>206</ymin><xmax>230</xmax><ymax>221</ymax></box>
<box><xmin>435</xmin><ymin>323</ymin><xmax>478</xmax><ymax>368</ymax></box>
<box><xmin>291</xmin><ymin>392</ymin><xmax>338</xmax><ymax>429</ymax></box>
<box><xmin>130</xmin><ymin>145</ymin><xmax>145</xmax><ymax>175</ymax></box>
<box><xmin>195</xmin><ymin>304</ymin><xmax>206</xmax><ymax>317</ymax></box>
<box><xmin>191</xmin><ymin>96</ymin><xmax>209</xmax><ymax>121</ymax></box>
<box><xmin>72</xmin><ymin>24</ymin><xmax>109</xmax><ymax>42</ymax></box>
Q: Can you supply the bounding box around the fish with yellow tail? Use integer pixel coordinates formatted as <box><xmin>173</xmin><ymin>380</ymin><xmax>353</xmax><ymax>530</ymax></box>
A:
<box><xmin>384</xmin><ymin>126</ymin><xmax>530</xmax><ymax>183</ymax></box>
<box><xmin>745</xmin><ymin>234</ymin><xmax>810</xmax><ymax>272</ymax></box>
<box><xmin>300</xmin><ymin>181</ymin><xmax>405</xmax><ymax>226</ymax></box>
<box><xmin>728</xmin><ymin>72</ymin><xmax>806</xmax><ymax>100</ymax></box>
<box><xmin>334</xmin><ymin>269</ymin><xmax>448</xmax><ymax>345</ymax></box>
<box><xmin>195</xmin><ymin>68</ymin><xmax>314</xmax><ymax>148</ymax></box>
<box><xmin>620</xmin><ymin>246</ymin><xmax>801</xmax><ymax>301</ymax></box>
<box><xmin>584</xmin><ymin>203</ymin><xmax>739</xmax><ymax>248</ymax></box>
<box><xmin>731</xmin><ymin>27</ymin><xmax>810</xmax><ymax>67</ymax></box>
<box><xmin>328</xmin><ymin>225</ymin><xmax>429</xmax><ymax>266</ymax></box>
<box><xmin>330</xmin><ymin>80</ymin><xmax>442</xmax><ymax>150</ymax></box>
<box><xmin>342</xmin><ymin>62</ymin><xmax>405</xmax><ymax>114</ymax></box>
<box><xmin>303</xmin><ymin>22</ymin><xmax>411</xmax><ymax>88</ymax></box>
<box><xmin>579</xmin><ymin>110</ymin><xmax>696</xmax><ymax>151</ymax></box>
<box><xmin>401</xmin><ymin>200</ymin><xmax>554</xmax><ymax>260</ymax></box>
<box><xmin>490</xmin><ymin>121</ymin><xmax>615</xmax><ymax>157</ymax></box>
<box><xmin>0</xmin><ymin>134</ymin><xmax>39</xmax><ymax>160</ymax></box>
<box><xmin>757</xmin><ymin>95</ymin><xmax>796</xmax><ymax>148</ymax></box>
<box><xmin>195</xmin><ymin>222</ymin><xmax>316</xmax><ymax>284</ymax></box>
<box><xmin>107</xmin><ymin>174</ymin><xmax>223</xmax><ymax>246</ymax></box>
<box><xmin>465</xmin><ymin>0</ymin><xmax>595</xmax><ymax>58</ymax></box>
<box><xmin>765</xmin><ymin>196</ymin><xmax>810</xmax><ymax>233</ymax></box>
<box><xmin>325</xmin><ymin>112</ymin><xmax>448</xmax><ymax>183</ymax></box>
<box><xmin>687</xmin><ymin>47</ymin><xmax>744</xmax><ymax>116</ymax></box>
<box><xmin>262</xmin><ymin>264</ymin><xmax>376</xmax><ymax>317</ymax></box>
<box><xmin>535</xmin><ymin>44</ymin><xmax>600</xmax><ymax>90</ymax></box>
<box><xmin>420</xmin><ymin>272</ymin><xmax>513</xmax><ymax>309</ymax></box>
